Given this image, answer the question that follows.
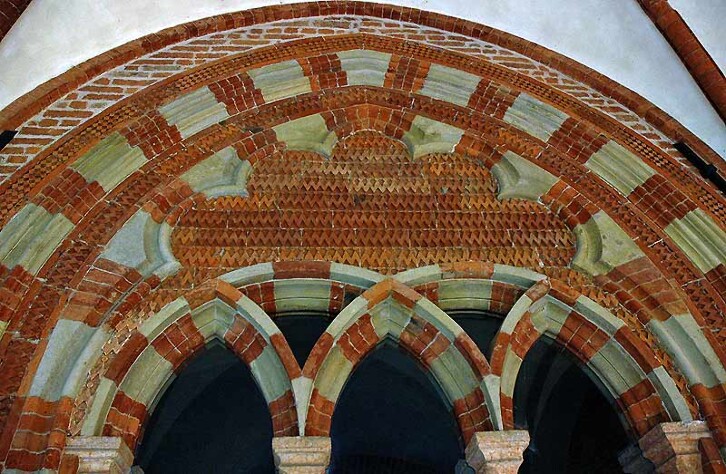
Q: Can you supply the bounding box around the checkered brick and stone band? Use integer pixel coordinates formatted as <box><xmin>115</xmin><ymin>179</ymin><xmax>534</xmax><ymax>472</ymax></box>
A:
<box><xmin>52</xmin><ymin>264</ymin><xmax>693</xmax><ymax>452</ymax></box>
<box><xmin>0</xmin><ymin>2</ymin><xmax>724</xmax><ymax>471</ymax></box>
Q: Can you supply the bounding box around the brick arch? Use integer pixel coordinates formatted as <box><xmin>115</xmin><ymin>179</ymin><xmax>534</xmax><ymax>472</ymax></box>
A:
<box><xmin>0</xmin><ymin>3</ymin><xmax>719</xmax><ymax>176</ymax></box>
<box><xmin>0</xmin><ymin>5</ymin><xmax>723</xmax><ymax>469</ymax></box>
<box><xmin>490</xmin><ymin>278</ymin><xmax>691</xmax><ymax>439</ymax></box>
<box><xmin>302</xmin><ymin>278</ymin><xmax>494</xmax><ymax>443</ymax></box>
<box><xmin>395</xmin><ymin>263</ymin><xmax>697</xmax><ymax>429</ymax></box>
<box><xmin>0</xmin><ymin>51</ymin><xmax>720</xmax><ymax>334</ymax></box>
<box><xmin>1</xmin><ymin>95</ymin><xmax>724</xmax><ymax>470</ymax></box>
<box><xmin>1</xmin><ymin>33</ymin><xmax>722</xmax><ymax>236</ymax></box>
<box><xmin>92</xmin><ymin>278</ymin><xmax>300</xmax><ymax>451</ymax></box>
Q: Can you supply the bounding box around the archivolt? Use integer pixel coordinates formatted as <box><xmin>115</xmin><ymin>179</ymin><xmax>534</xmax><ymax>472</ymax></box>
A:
<box><xmin>0</xmin><ymin>3</ymin><xmax>724</xmax><ymax>469</ymax></box>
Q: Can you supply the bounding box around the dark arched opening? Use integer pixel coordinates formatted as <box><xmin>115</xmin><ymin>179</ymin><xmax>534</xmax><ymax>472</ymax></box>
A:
<box><xmin>515</xmin><ymin>338</ymin><xmax>632</xmax><ymax>473</ymax></box>
<box><xmin>329</xmin><ymin>341</ymin><xmax>463</xmax><ymax>474</ymax></box>
<box><xmin>135</xmin><ymin>342</ymin><xmax>275</xmax><ymax>473</ymax></box>
<box><xmin>274</xmin><ymin>312</ymin><xmax>332</xmax><ymax>367</ymax></box>
<box><xmin>449</xmin><ymin>310</ymin><xmax>504</xmax><ymax>359</ymax></box>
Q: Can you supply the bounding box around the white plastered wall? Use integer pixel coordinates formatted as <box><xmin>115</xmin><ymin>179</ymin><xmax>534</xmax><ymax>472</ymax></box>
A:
<box><xmin>0</xmin><ymin>0</ymin><xmax>724</xmax><ymax>157</ymax></box>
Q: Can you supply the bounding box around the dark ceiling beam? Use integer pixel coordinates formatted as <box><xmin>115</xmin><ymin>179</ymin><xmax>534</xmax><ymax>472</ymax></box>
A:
<box><xmin>637</xmin><ymin>0</ymin><xmax>726</xmax><ymax>122</ymax></box>
<box><xmin>0</xmin><ymin>0</ymin><xmax>32</xmax><ymax>41</ymax></box>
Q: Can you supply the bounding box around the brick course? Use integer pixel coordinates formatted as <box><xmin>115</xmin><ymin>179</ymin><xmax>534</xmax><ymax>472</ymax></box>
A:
<box><xmin>0</xmin><ymin>3</ymin><xmax>724</xmax><ymax>470</ymax></box>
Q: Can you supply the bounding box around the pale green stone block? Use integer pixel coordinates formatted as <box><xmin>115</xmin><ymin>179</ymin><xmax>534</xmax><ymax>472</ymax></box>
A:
<box><xmin>29</xmin><ymin>319</ymin><xmax>95</xmax><ymax>400</ymax></box>
<box><xmin>273</xmin><ymin>114</ymin><xmax>337</xmax><ymax>156</ymax></box>
<box><xmin>500</xmin><ymin>350</ymin><xmax>523</xmax><ymax>397</ymax></box>
<box><xmin>402</xmin><ymin>116</ymin><xmax>464</xmax><ymax>158</ymax></box>
<box><xmin>437</xmin><ymin>279</ymin><xmax>493</xmax><ymax>303</ymax></box>
<box><xmin>647</xmin><ymin>366</ymin><xmax>693</xmax><ymax>421</ymax></box>
<box><xmin>491</xmin><ymin>151</ymin><xmax>558</xmax><ymax>201</ymax></box>
<box><xmin>492</xmin><ymin>264</ymin><xmax>545</xmax><ymax>289</ymax></box>
<box><xmin>434</xmin><ymin>344</ymin><xmax>480</xmax><ymax>396</ymax></box>
<box><xmin>326</xmin><ymin>296</ymin><xmax>368</xmax><ymax>337</ymax></box>
<box><xmin>236</xmin><ymin>296</ymin><xmax>280</xmax><ymax>339</ymax></box>
<box><xmin>273</xmin><ymin>279</ymin><xmax>332</xmax><ymax>303</ymax></box>
<box><xmin>81</xmin><ymin>377</ymin><xmax>117</xmax><ymax>436</ymax></box>
<box><xmin>120</xmin><ymin>346</ymin><xmax>174</xmax><ymax>406</ymax></box>
<box><xmin>592</xmin><ymin>339</ymin><xmax>645</xmax><ymax>396</ymax></box>
<box><xmin>247</xmin><ymin>60</ymin><xmax>312</xmax><ymax>103</ymax></box>
<box><xmin>220</xmin><ymin>262</ymin><xmax>275</xmax><ymax>286</ymax></box>
<box><xmin>139</xmin><ymin>297</ymin><xmax>190</xmax><ymax>340</ymax></box>
<box><xmin>63</xmin><ymin>326</ymin><xmax>113</xmax><ymax>398</ymax></box>
<box><xmin>414</xmin><ymin>298</ymin><xmax>463</xmax><ymax>340</ymax></box>
<box><xmin>0</xmin><ymin>203</ymin><xmax>74</xmax><ymax>275</ymax></box>
<box><xmin>573</xmin><ymin>210</ymin><xmax>645</xmax><ymax>276</ymax></box>
<box><xmin>315</xmin><ymin>346</ymin><xmax>353</xmax><ymax>401</ymax></box>
<box><xmin>419</xmin><ymin>64</ymin><xmax>481</xmax><ymax>107</ymax></box>
<box><xmin>664</xmin><ymin>209</ymin><xmax>726</xmax><ymax>274</ymax></box>
<box><xmin>482</xmin><ymin>375</ymin><xmax>503</xmax><ymax>429</ymax></box>
<box><xmin>393</xmin><ymin>264</ymin><xmax>442</xmax><ymax>287</ymax></box>
<box><xmin>100</xmin><ymin>209</ymin><xmax>180</xmax><ymax>278</ymax></box>
<box><xmin>499</xmin><ymin>294</ymin><xmax>533</xmax><ymax>335</ymax></box>
<box><xmin>370</xmin><ymin>300</ymin><xmax>411</xmax><ymax>340</ymax></box>
<box><xmin>292</xmin><ymin>376</ymin><xmax>313</xmax><ymax>433</ymax></box>
<box><xmin>531</xmin><ymin>299</ymin><xmax>569</xmax><ymax>336</ymax></box>
<box><xmin>180</xmin><ymin>146</ymin><xmax>251</xmax><ymax>197</ymax></box>
<box><xmin>250</xmin><ymin>345</ymin><xmax>290</xmax><ymax>401</ymax></box>
<box><xmin>574</xmin><ymin>294</ymin><xmax>625</xmax><ymax>336</ymax></box>
<box><xmin>648</xmin><ymin>315</ymin><xmax>726</xmax><ymax>387</ymax></box>
<box><xmin>503</xmin><ymin>93</ymin><xmax>568</xmax><ymax>142</ymax></box>
<box><xmin>585</xmin><ymin>140</ymin><xmax>656</xmax><ymax>196</ymax></box>
<box><xmin>588</xmin><ymin>349</ymin><xmax>630</xmax><ymax>398</ymax></box>
<box><xmin>71</xmin><ymin>132</ymin><xmax>146</xmax><ymax>192</ymax></box>
<box><xmin>330</xmin><ymin>262</ymin><xmax>383</xmax><ymax>288</ymax></box>
<box><xmin>159</xmin><ymin>86</ymin><xmax>230</xmax><ymax>139</ymax></box>
<box><xmin>437</xmin><ymin>298</ymin><xmax>493</xmax><ymax>312</ymax></box>
<box><xmin>337</xmin><ymin>50</ymin><xmax>391</xmax><ymax>87</ymax></box>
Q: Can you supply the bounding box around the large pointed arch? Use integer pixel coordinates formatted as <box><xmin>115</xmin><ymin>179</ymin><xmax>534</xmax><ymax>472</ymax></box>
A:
<box><xmin>0</xmin><ymin>2</ymin><xmax>723</xmax><ymax>470</ymax></box>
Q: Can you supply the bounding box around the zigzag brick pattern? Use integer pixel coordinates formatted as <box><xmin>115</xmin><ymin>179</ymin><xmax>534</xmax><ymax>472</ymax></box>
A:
<box><xmin>170</xmin><ymin>131</ymin><xmax>576</xmax><ymax>276</ymax></box>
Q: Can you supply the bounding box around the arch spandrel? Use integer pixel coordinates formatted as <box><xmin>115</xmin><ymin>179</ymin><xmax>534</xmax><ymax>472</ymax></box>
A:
<box><xmin>0</xmin><ymin>3</ymin><xmax>724</xmax><ymax>470</ymax></box>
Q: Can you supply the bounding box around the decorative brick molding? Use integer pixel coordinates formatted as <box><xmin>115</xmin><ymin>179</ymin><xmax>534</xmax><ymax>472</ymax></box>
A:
<box><xmin>272</xmin><ymin>436</ymin><xmax>331</xmax><ymax>474</ymax></box>
<box><xmin>62</xmin><ymin>436</ymin><xmax>133</xmax><ymax>474</ymax></box>
<box><xmin>464</xmin><ymin>430</ymin><xmax>530</xmax><ymax>473</ymax></box>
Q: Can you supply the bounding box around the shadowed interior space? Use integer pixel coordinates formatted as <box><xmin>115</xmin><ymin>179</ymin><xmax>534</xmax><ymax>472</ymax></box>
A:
<box><xmin>329</xmin><ymin>341</ymin><xmax>463</xmax><ymax>474</ymax></box>
<box><xmin>515</xmin><ymin>338</ymin><xmax>632</xmax><ymax>474</ymax></box>
<box><xmin>135</xmin><ymin>343</ymin><xmax>275</xmax><ymax>474</ymax></box>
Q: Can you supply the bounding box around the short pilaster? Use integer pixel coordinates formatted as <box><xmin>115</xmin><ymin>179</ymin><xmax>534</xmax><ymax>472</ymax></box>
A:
<box><xmin>633</xmin><ymin>421</ymin><xmax>712</xmax><ymax>473</ymax></box>
<box><xmin>272</xmin><ymin>436</ymin><xmax>332</xmax><ymax>474</ymax></box>
<box><xmin>63</xmin><ymin>436</ymin><xmax>133</xmax><ymax>474</ymax></box>
<box><xmin>465</xmin><ymin>430</ymin><xmax>530</xmax><ymax>474</ymax></box>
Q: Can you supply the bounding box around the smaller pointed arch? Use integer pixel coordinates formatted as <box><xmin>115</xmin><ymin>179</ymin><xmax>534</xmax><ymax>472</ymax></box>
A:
<box><xmin>84</xmin><ymin>279</ymin><xmax>300</xmax><ymax>450</ymax></box>
<box><xmin>490</xmin><ymin>278</ymin><xmax>692</xmax><ymax>437</ymax></box>
<box><xmin>301</xmin><ymin>278</ymin><xmax>496</xmax><ymax>443</ymax></box>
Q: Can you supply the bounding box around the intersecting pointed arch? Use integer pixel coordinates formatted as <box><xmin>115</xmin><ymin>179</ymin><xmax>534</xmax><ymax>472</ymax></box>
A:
<box><xmin>301</xmin><ymin>278</ymin><xmax>495</xmax><ymax>443</ymax></box>
<box><xmin>490</xmin><ymin>278</ymin><xmax>693</xmax><ymax>438</ymax></box>
<box><xmin>84</xmin><ymin>279</ymin><xmax>300</xmax><ymax>449</ymax></box>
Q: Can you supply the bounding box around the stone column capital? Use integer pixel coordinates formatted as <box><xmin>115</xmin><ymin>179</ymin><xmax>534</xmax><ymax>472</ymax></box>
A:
<box><xmin>465</xmin><ymin>430</ymin><xmax>530</xmax><ymax>474</ymax></box>
<box><xmin>64</xmin><ymin>436</ymin><xmax>134</xmax><ymax>474</ymax></box>
<box><xmin>637</xmin><ymin>421</ymin><xmax>712</xmax><ymax>473</ymax></box>
<box><xmin>272</xmin><ymin>436</ymin><xmax>332</xmax><ymax>474</ymax></box>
